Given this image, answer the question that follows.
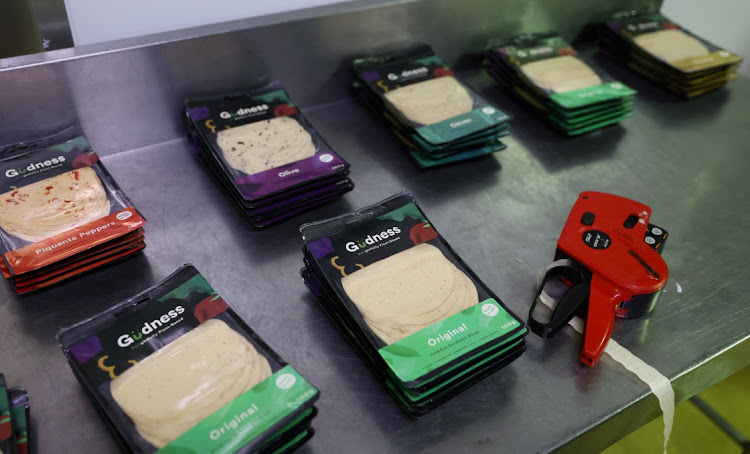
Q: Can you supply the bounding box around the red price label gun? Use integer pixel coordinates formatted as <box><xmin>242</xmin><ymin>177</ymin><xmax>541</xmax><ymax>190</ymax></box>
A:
<box><xmin>528</xmin><ymin>191</ymin><xmax>669</xmax><ymax>366</ymax></box>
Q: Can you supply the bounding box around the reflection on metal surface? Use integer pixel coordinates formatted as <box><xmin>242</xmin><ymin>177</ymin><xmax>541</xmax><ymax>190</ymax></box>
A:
<box><xmin>3</xmin><ymin>1</ymin><xmax>750</xmax><ymax>453</ymax></box>
<box><xmin>1</xmin><ymin>77</ymin><xmax>749</xmax><ymax>452</ymax></box>
<box><xmin>1</xmin><ymin>0</ymin><xmax>661</xmax><ymax>150</ymax></box>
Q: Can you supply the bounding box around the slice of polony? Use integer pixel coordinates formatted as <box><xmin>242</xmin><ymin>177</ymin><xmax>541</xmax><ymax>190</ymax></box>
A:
<box><xmin>342</xmin><ymin>243</ymin><xmax>479</xmax><ymax>345</ymax></box>
<box><xmin>111</xmin><ymin>319</ymin><xmax>254</xmax><ymax>420</ymax></box>
<box><xmin>133</xmin><ymin>347</ymin><xmax>258</xmax><ymax>448</ymax></box>
<box><xmin>520</xmin><ymin>55</ymin><xmax>602</xmax><ymax>94</ymax></box>
<box><xmin>216</xmin><ymin>116</ymin><xmax>316</xmax><ymax>176</ymax></box>
<box><xmin>133</xmin><ymin>346</ymin><xmax>269</xmax><ymax>450</ymax></box>
<box><xmin>633</xmin><ymin>28</ymin><xmax>709</xmax><ymax>64</ymax></box>
<box><xmin>370</xmin><ymin>266</ymin><xmax>477</xmax><ymax>324</ymax></box>
<box><xmin>384</xmin><ymin>76</ymin><xmax>474</xmax><ymax>126</ymax></box>
<box><xmin>343</xmin><ymin>243</ymin><xmax>456</xmax><ymax>318</ymax></box>
<box><xmin>0</xmin><ymin>195</ymin><xmax>110</xmax><ymax>236</ymax></box>
<box><xmin>110</xmin><ymin>319</ymin><xmax>272</xmax><ymax>448</ymax></box>
<box><xmin>0</xmin><ymin>167</ymin><xmax>111</xmax><ymax>243</ymax></box>
<box><xmin>123</xmin><ymin>329</ymin><xmax>271</xmax><ymax>448</ymax></box>
<box><xmin>364</xmin><ymin>268</ymin><xmax>478</xmax><ymax>345</ymax></box>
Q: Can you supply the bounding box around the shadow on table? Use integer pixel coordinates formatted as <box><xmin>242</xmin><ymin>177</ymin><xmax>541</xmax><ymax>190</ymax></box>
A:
<box><xmin>10</xmin><ymin>252</ymin><xmax>156</xmax><ymax>342</ymax></box>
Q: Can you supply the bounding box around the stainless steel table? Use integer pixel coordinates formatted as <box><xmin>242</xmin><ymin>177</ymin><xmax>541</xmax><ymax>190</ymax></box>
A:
<box><xmin>1</xmin><ymin>38</ymin><xmax>749</xmax><ymax>454</ymax></box>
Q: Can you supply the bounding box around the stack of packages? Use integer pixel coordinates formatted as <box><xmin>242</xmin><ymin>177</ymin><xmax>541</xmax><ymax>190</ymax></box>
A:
<box><xmin>185</xmin><ymin>83</ymin><xmax>353</xmax><ymax>227</ymax></box>
<box><xmin>352</xmin><ymin>44</ymin><xmax>512</xmax><ymax>167</ymax></box>
<box><xmin>57</xmin><ymin>265</ymin><xmax>320</xmax><ymax>454</ymax></box>
<box><xmin>299</xmin><ymin>191</ymin><xmax>527</xmax><ymax>416</ymax></box>
<box><xmin>486</xmin><ymin>32</ymin><xmax>636</xmax><ymax>135</ymax></box>
<box><xmin>600</xmin><ymin>11</ymin><xmax>744</xmax><ymax>98</ymax></box>
<box><xmin>0</xmin><ymin>128</ymin><xmax>147</xmax><ymax>294</ymax></box>
<box><xmin>0</xmin><ymin>374</ymin><xmax>30</xmax><ymax>454</ymax></box>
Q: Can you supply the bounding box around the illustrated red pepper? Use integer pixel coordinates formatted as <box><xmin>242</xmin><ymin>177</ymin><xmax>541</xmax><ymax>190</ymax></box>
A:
<box><xmin>409</xmin><ymin>222</ymin><xmax>439</xmax><ymax>245</ymax></box>
<box><xmin>558</xmin><ymin>47</ymin><xmax>577</xmax><ymax>56</ymax></box>
<box><xmin>274</xmin><ymin>103</ymin><xmax>299</xmax><ymax>117</ymax></box>
<box><xmin>72</xmin><ymin>151</ymin><xmax>100</xmax><ymax>169</ymax></box>
<box><xmin>433</xmin><ymin>67</ymin><xmax>455</xmax><ymax>78</ymax></box>
<box><xmin>194</xmin><ymin>295</ymin><xmax>229</xmax><ymax>323</ymax></box>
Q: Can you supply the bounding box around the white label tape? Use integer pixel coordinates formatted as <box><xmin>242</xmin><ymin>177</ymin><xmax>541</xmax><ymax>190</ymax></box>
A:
<box><xmin>536</xmin><ymin>259</ymin><xmax>674</xmax><ymax>453</ymax></box>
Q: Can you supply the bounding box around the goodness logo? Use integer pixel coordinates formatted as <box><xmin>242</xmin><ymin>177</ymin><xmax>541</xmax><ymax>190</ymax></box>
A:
<box><xmin>345</xmin><ymin>227</ymin><xmax>401</xmax><ymax>252</ymax></box>
<box><xmin>5</xmin><ymin>156</ymin><xmax>65</xmax><ymax>177</ymax></box>
<box><xmin>117</xmin><ymin>306</ymin><xmax>185</xmax><ymax>347</ymax></box>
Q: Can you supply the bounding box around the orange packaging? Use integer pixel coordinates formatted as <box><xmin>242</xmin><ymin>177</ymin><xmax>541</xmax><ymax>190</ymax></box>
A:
<box><xmin>0</xmin><ymin>128</ymin><xmax>146</xmax><ymax>289</ymax></box>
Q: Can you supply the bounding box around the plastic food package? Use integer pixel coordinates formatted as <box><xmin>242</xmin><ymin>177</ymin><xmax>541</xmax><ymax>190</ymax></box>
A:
<box><xmin>57</xmin><ymin>264</ymin><xmax>320</xmax><ymax>453</ymax></box>
<box><xmin>0</xmin><ymin>128</ymin><xmax>146</xmax><ymax>294</ymax></box>
<box><xmin>299</xmin><ymin>191</ymin><xmax>527</xmax><ymax>416</ymax></box>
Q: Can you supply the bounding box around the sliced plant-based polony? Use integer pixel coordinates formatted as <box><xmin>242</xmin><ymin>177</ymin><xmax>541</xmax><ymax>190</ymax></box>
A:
<box><xmin>216</xmin><ymin>116</ymin><xmax>315</xmax><ymax>176</ymax></box>
<box><xmin>633</xmin><ymin>29</ymin><xmax>709</xmax><ymax>63</ymax></box>
<box><xmin>384</xmin><ymin>76</ymin><xmax>473</xmax><ymax>125</ymax></box>
<box><xmin>342</xmin><ymin>243</ymin><xmax>478</xmax><ymax>344</ymax></box>
<box><xmin>520</xmin><ymin>56</ymin><xmax>602</xmax><ymax>93</ymax></box>
<box><xmin>0</xmin><ymin>167</ymin><xmax>110</xmax><ymax>242</ymax></box>
<box><xmin>110</xmin><ymin>319</ymin><xmax>272</xmax><ymax>448</ymax></box>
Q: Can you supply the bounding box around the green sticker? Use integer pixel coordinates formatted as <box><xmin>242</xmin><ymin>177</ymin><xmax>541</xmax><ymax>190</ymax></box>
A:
<box><xmin>549</xmin><ymin>82</ymin><xmax>636</xmax><ymax>109</ymax></box>
<box><xmin>415</xmin><ymin>108</ymin><xmax>510</xmax><ymax>145</ymax></box>
<box><xmin>159</xmin><ymin>366</ymin><xmax>317</xmax><ymax>454</ymax></box>
<box><xmin>379</xmin><ymin>298</ymin><xmax>521</xmax><ymax>382</ymax></box>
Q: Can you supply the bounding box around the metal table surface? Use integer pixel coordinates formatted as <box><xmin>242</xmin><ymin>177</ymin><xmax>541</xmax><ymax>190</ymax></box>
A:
<box><xmin>1</xmin><ymin>62</ymin><xmax>750</xmax><ymax>454</ymax></box>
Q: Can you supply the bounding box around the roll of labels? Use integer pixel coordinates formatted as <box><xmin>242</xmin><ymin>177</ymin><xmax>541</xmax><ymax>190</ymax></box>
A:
<box><xmin>528</xmin><ymin>192</ymin><xmax>674</xmax><ymax>454</ymax></box>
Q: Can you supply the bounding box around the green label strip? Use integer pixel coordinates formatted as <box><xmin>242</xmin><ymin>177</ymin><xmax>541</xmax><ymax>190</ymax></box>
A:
<box><xmin>549</xmin><ymin>82</ymin><xmax>636</xmax><ymax>109</ymax></box>
<box><xmin>159</xmin><ymin>365</ymin><xmax>317</xmax><ymax>454</ymax></box>
<box><xmin>415</xmin><ymin>108</ymin><xmax>509</xmax><ymax>145</ymax></box>
<box><xmin>0</xmin><ymin>386</ymin><xmax>11</xmax><ymax>441</ymax></box>
<box><xmin>379</xmin><ymin>298</ymin><xmax>521</xmax><ymax>382</ymax></box>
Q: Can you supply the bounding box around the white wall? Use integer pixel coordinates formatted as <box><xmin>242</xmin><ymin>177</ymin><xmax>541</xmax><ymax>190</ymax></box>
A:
<box><xmin>64</xmin><ymin>0</ymin><xmax>352</xmax><ymax>46</ymax></box>
<box><xmin>64</xmin><ymin>0</ymin><xmax>750</xmax><ymax>78</ymax></box>
<box><xmin>662</xmin><ymin>0</ymin><xmax>750</xmax><ymax>77</ymax></box>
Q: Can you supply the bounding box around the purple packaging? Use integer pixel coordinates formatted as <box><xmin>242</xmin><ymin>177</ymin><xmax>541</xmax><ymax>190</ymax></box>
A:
<box><xmin>186</xmin><ymin>83</ymin><xmax>350</xmax><ymax>201</ymax></box>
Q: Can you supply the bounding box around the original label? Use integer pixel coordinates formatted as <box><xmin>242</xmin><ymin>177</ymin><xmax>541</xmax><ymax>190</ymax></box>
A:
<box><xmin>159</xmin><ymin>366</ymin><xmax>317</xmax><ymax>454</ymax></box>
<box><xmin>379</xmin><ymin>299</ymin><xmax>521</xmax><ymax>382</ymax></box>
